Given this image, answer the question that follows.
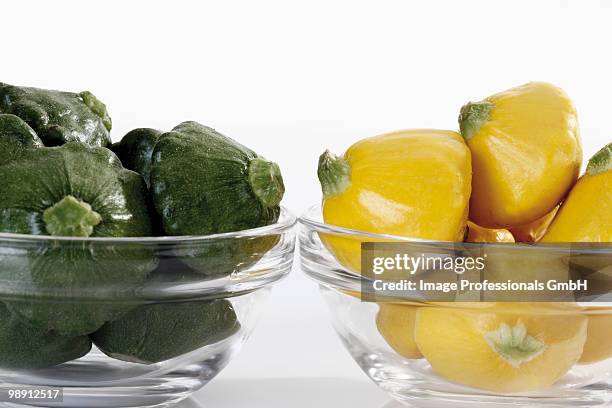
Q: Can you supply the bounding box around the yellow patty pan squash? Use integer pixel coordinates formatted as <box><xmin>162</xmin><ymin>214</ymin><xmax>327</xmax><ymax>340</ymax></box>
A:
<box><xmin>541</xmin><ymin>144</ymin><xmax>612</xmax><ymax>364</ymax></box>
<box><xmin>415</xmin><ymin>303</ymin><xmax>587</xmax><ymax>393</ymax></box>
<box><xmin>542</xmin><ymin>143</ymin><xmax>612</xmax><ymax>242</ymax></box>
<box><xmin>579</xmin><ymin>313</ymin><xmax>612</xmax><ymax>364</ymax></box>
<box><xmin>459</xmin><ymin>82</ymin><xmax>582</xmax><ymax>228</ymax></box>
<box><xmin>318</xmin><ymin>129</ymin><xmax>472</xmax><ymax>272</ymax></box>
<box><xmin>376</xmin><ymin>304</ymin><xmax>422</xmax><ymax>359</ymax></box>
<box><xmin>509</xmin><ymin>207</ymin><xmax>559</xmax><ymax>243</ymax></box>
<box><xmin>466</xmin><ymin>221</ymin><xmax>514</xmax><ymax>243</ymax></box>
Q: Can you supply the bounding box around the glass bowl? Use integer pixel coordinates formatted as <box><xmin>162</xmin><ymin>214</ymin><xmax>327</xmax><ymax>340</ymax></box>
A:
<box><xmin>300</xmin><ymin>205</ymin><xmax>612</xmax><ymax>407</ymax></box>
<box><xmin>0</xmin><ymin>207</ymin><xmax>296</xmax><ymax>408</ymax></box>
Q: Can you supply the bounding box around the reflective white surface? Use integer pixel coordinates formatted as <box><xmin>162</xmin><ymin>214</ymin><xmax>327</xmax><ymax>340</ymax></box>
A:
<box><xmin>182</xmin><ymin>378</ymin><xmax>392</xmax><ymax>408</ymax></box>
<box><xmin>182</xmin><ymin>378</ymin><xmax>598</xmax><ymax>408</ymax></box>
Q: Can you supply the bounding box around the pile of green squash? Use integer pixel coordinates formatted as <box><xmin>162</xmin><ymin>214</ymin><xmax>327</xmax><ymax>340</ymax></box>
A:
<box><xmin>0</xmin><ymin>82</ymin><xmax>285</xmax><ymax>368</ymax></box>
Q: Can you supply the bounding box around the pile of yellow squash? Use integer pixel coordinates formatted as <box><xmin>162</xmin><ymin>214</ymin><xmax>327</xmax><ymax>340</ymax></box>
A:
<box><xmin>317</xmin><ymin>82</ymin><xmax>612</xmax><ymax>393</ymax></box>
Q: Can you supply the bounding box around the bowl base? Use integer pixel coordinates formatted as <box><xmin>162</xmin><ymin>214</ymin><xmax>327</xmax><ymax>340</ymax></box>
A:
<box><xmin>384</xmin><ymin>383</ymin><xmax>612</xmax><ymax>408</ymax></box>
<box><xmin>350</xmin><ymin>347</ymin><xmax>612</xmax><ymax>408</ymax></box>
<box><xmin>2</xmin><ymin>381</ymin><xmax>201</xmax><ymax>408</ymax></box>
<box><xmin>0</xmin><ymin>342</ymin><xmax>241</xmax><ymax>407</ymax></box>
<box><xmin>0</xmin><ymin>355</ymin><xmax>231</xmax><ymax>408</ymax></box>
<box><xmin>1</xmin><ymin>370</ymin><xmax>207</xmax><ymax>408</ymax></box>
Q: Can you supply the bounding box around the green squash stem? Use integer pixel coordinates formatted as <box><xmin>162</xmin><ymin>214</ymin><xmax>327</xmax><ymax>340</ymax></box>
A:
<box><xmin>318</xmin><ymin>149</ymin><xmax>351</xmax><ymax>198</ymax></box>
<box><xmin>79</xmin><ymin>91</ymin><xmax>112</xmax><ymax>131</ymax></box>
<box><xmin>586</xmin><ymin>142</ymin><xmax>612</xmax><ymax>176</ymax></box>
<box><xmin>459</xmin><ymin>100</ymin><xmax>494</xmax><ymax>141</ymax></box>
<box><xmin>248</xmin><ymin>158</ymin><xmax>285</xmax><ymax>208</ymax></box>
<box><xmin>43</xmin><ymin>195</ymin><xmax>102</xmax><ymax>237</ymax></box>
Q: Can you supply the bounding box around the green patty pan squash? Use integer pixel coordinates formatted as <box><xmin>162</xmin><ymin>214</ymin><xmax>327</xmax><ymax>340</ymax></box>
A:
<box><xmin>0</xmin><ymin>302</ymin><xmax>91</xmax><ymax>369</ymax></box>
<box><xmin>0</xmin><ymin>114</ymin><xmax>43</xmax><ymax>165</ymax></box>
<box><xmin>150</xmin><ymin>121</ymin><xmax>285</xmax><ymax>275</ymax></box>
<box><xmin>111</xmin><ymin>128</ymin><xmax>164</xmax><ymax>187</ymax></box>
<box><xmin>0</xmin><ymin>82</ymin><xmax>111</xmax><ymax>147</ymax></box>
<box><xmin>0</xmin><ymin>142</ymin><xmax>158</xmax><ymax>335</ymax></box>
<box><xmin>459</xmin><ymin>82</ymin><xmax>582</xmax><ymax>228</ymax></box>
<box><xmin>0</xmin><ymin>142</ymin><xmax>152</xmax><ymax>237</ymax></box>
<box><xmin>91</xmin><ymin>299</ymin><xmax>240</xmax><ymax>364</ymax></box>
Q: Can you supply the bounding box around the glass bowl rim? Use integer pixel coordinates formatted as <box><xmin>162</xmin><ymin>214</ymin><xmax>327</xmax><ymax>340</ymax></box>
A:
<box><xmin>299</xmin><ymin>204</ymin><xmax>612</xmax><ymax>301</ymax></box>
<box><xmin>0</xmin><ymin>206</ymin><xmax>297</xmax><ymax>301</ymax></box>
<box><xmin>299</xmin><ymin>204</ymin><xmax>612</xmax><ymax>252</ymax></box>
<box><xmin>0</xmin><ymin>206</ymin><xmax>297</xmax><ymax>243</ymax></box>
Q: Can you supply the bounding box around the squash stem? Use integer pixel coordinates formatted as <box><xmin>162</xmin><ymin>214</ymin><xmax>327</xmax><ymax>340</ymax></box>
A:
<box><xmin>318</xmin><ymin>150</ymin><xmax>351</xmax><ymax>198</ymax></box>
<box><xmin>586</xmin><ymin>142</ymin><xmax>612</xmax><ymax>176</ymax></box>
<box><xmin>43</xmin><ymin>195</ymin><xmax>102</xmax><ymax>237</ymax></box>
<box><xmin>80</xmin><ymin>91</ymin><xmax>112</xmax><ymax>131</ymax></box>
<box><xmin>248</xmin><ymin>158</ymin><xmax>285</xmax><ymax>208</ymax></box>
<box><xmin>459</xmin><ymin>100</ymin><xmax>493</xmax><ymax>140</ymax></box>
<box><xmin>484</xmin><ymin>321</ymin><xmax>546</xmax><ymax>368</ymax></box>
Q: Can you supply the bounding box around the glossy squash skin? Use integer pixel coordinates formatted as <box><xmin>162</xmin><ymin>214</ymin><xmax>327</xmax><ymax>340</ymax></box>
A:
<box><xmin>509</xmin><ymin>207</ymin><xmax>558</xmax><ymax>243</ymax></box>
<box><xmin>0</xmin><ymin>302</ymin><xmax>91</xmax><ymax>369</ymax></box>
<box><xmin>92</xmin><ymin>299</ymin><xmax>239</xmax><ymax>364</ymax></box>
<box><xmin>466</xmin><ymin>221</ymin><xmax>514</xmax><ymax>243</ymax></box>
<box><xmin>459</xmin><ymin>82</ymin><xmax>582</xmax><ymax>228</ymax></box>
<box><xmin>0</xmin><ymin>83</ymin><xmax>112</xmax><ymax>147</ymax></box>
<box><xmin>318</xmin><ymin>129</ymin><xmax>472</xmax><ymax>272</ymax></box>
<box><xmin>111</xmin><ymin>128</ymin><xmax>164</xmax><ymax>187</ymax></box>
<box><xmin>376</xmin><ymin>304</ymin><xmax>423</xmax><ymax>359</ymax></box>
<box><xmin>579</xmin><ymin>313</ymin><xmax>612</xmax><ymax>364</ymax></box>
<box><xmin>0</xmin><ymin>114</ymin><xmax>43</xmax><ymax>165</ymax></box>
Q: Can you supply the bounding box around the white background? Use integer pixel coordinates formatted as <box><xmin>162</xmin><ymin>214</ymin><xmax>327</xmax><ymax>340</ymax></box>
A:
<box><xmin>3</xmin><ymin>0</ymin><xmax>611</xmax><ymax>405</ymax></box>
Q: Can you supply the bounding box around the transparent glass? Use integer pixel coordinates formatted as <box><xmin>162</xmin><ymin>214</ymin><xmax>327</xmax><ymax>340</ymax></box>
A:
<box><xmin>300</xmin><ymin>205</ymin><xmax>612</xmax><ymax>407</ymax></box>
<box><xmin>0</xmin><ymin>208</ymin><xmax>296</xmax><ymax>408</ymax></box>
